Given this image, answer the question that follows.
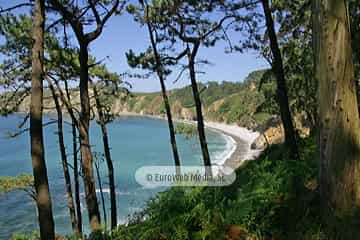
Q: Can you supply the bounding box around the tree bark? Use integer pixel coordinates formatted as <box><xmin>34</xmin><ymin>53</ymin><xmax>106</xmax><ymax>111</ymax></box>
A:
<box><xmin>145</xmin><ymin>18</ymin><xmax>181</xmax><ymax>175</ymax></box>
<box><xmin>261</xmin><ymin>0</ymin><xmax>299</xmax><ymax>159</ymax></box>
<box><xmin>313</xmin><ymin>0</ymin><xmax>360</xmax><ymax>213</ymax></box>
<box><xmin>72</xmin><ymin>119</ymin><xmax>83</xmax><ymax>233</ymax></box>
<box><xmin>95</xmin><ymin>160</ymin><xmax>107</xmax><ymax>231</ymax></box>
<box><xmin>187</xmin><ymin>43</ymin><xmax>212</xmax><ymax>176</ymax></box>
<box><xmin>30</xmin><ymin>0</ymin><xmax>55</xmax><ymax>239</ymax></box>
<box><xmin>64</xmin><ymin>80</ymin><xmax>83</xmax><ymax>234</ymax></box>
<box><xmin>49</xmin><ymin>85</ymin><xmax>79</xmax><ymax>234</ymax></box>
<box><xmin>92</xmin><ymin>84</ymin><xmax>117</xmax><ymax>229</ymax></box>
<box><xmin>159</xmin><ymin>74</ymin><xmax>182</xmax><ymax>175</ymax></box>
<box><xmin>78</xmin><ymin>43</ymin><xmax>101</xmax><ymax>230</ymax></box>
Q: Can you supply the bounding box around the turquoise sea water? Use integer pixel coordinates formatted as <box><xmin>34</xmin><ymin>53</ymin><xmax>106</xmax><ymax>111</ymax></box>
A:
<box><xmin>0</xmin><ymin>114</ymin><xmax>229</xmax><ymax>238</ymax></box>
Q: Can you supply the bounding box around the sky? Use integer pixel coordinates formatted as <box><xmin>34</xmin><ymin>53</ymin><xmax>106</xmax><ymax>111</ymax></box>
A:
<box><xmin>0</xmin><ymin>0</ymin><xmax>269</xmax><ymax>92</ymax></box>
<box><xmin>89</xmin><ymin>11</ymin><xmax>269</xmax><ymax>92</ymax></box>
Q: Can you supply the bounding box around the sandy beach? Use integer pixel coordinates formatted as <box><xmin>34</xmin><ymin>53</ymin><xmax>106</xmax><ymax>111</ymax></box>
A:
<box><xmin>204</xmin><ymin>122</ymin><xmax>262</xmax><ymax>170</ymax></box>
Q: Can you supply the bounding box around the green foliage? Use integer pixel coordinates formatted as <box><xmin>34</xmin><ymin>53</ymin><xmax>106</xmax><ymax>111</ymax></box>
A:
<box><xmin>256</xmin><ymin>82</ymin><xmax>278</xmax><ymax>115</ymax></box>
<box><xmin>0</xmin><ymin>174</ymin><xmax>33</xmax><ymax>192</ymax></box>
<box><xmin>199</xmin><ymin>81</ymin><xmax>246</xmax><ymax>107</ymax></box>
<box><xmin>113</xmin><ymin>186</ymin><xmax>227</xmax><ymax>240</ymax></box>
<box><xmin>169</xmin><ymin>85</ymin><xmax>195</xmax><ymax>108</ymax></box>
<box><xmin>121</xmin><ymin>70</ymin><xmax>277</xmax><ymax>128</ymax></box>
<box><xmin>244</xmin><ymin>69</ymin><xmax>268</xmax><ymax>83</ymax></box>
<box><xmin>11</xmin><ymin>231</ymin><xmax>83</xmax><ymax>240</ymax></box>
<box><xmin>11</xmin><ymin>231</ymin><xmax>40</xmax><ymax>240</ymax></box>
<box><xmin>126</xmin><ymin>48</ymin><xmax>156</xmax><ymax>71</ymax></box>
<box><xmin>174</xmin><ymin>122</ymin><xmax>197</xmax><ymax>138</ymax></box>
<box><xmin>109</xmin><ymin>137</ymin><xmax>360</xmax><ymax>240</ymax></box>
<box><xmin>240</xmin><ymin>0</ymin><xmax>317</xmax><ymax>127</ymax></box>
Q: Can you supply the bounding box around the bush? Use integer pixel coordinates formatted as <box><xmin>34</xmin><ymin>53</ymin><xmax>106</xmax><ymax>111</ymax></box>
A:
<box><xmin>112</xmin><ymin>137</ymin><xmax>324</xmax><ymax>240</ymax></box>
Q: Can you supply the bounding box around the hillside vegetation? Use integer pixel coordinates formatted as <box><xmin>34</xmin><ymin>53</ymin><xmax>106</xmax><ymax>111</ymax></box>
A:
<box><xmin>13</xmin><ymin>69</ymin><xmax>276</xmax><ymax>130</ymax></box>
<box><xmin>111</xmin><ymin>69</ymin><xmax>277</xmax><ymax>129</ymax></box>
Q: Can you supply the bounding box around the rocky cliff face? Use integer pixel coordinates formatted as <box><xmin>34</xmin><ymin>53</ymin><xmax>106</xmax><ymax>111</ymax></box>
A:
<box><xmin>250</xmin><ymin>113</ymin><xmax>311</xmax><ymax>150</ymax></box>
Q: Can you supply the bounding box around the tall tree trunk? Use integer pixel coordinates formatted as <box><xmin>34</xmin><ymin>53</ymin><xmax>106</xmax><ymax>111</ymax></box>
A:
<box><xmin>261</xmin><ymin>0</ymin><xmax>299</xmax><ymax>158</ymax></box>
<box><xmin>92</xmin><ymin>85</ymin><xmax>117</xmax><ymax>229</ymax></box>
<box><xmin>187</xmin><ymin>43</ymin><xmax>212</xmax><ymax>176</ymax></box>
<box><xmin>357</xmin><ymin>79</ymin><xmax>360</xmax><ymax>114</ymax></box>
<box><xmin>30</xmin><ymin>0</ymin><xmax>55</xmax><ymax>239</ymax></box>
<box><xmin>64</xmin><ymin>80</ymin><xmax>83</xmax><ymax>234</ymax></box>
<box><xmin>49</xmin><ymin>85</ymin><xmax>78</xmax><ymax>234</ymax></box>
<box><xmin>72</xmin><ymin>119</ymin><xmax>83</xmax><ymax>233</ymax></box>
<box><xmin>313</xmin><ymin>0</ymin><xmax>360</xmax><ymax>212</ymax></box>
<box><xmin>47</xmin><ymin>1</ymin><xmax>118</xmax><ymax>230</ymax></box>
<box><xmin>159</xmin><ymin>74</ymin><xmax>182</xmax><ymax>175</ymax></box>
<box><xmin>145</xmin><ymin>18</ymin><xmax>181</xmax><ymax>175</ymax></box>
<box><xmin>95</xmin><ymin>161</ymin><xmax>107</xmax><ymax>231</ymax></box>
<box><xmin>78</xmin><ymin>43</ymin><xmax>101</xmax><ymax>230</ymax></box>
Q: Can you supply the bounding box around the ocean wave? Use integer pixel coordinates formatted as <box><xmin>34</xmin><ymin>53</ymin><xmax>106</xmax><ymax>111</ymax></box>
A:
<box><xmin>210</xmin><ymin>130</ymin><xmax>237</xmax><ymax>166</ymax></box>
<box><xmin>80</xmin><ymin>189</ymin><xmax>131</xmax><ymax>197</ymax></box>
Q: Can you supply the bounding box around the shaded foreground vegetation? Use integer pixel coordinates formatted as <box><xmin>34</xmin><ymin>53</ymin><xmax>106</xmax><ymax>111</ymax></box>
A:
<box><xmin>12</xmin><ymin>136</ymin><xmax>360</xmax><ymax>240</ymax></box>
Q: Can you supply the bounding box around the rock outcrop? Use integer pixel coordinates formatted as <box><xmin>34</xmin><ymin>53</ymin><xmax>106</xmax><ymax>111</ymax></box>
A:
<box><xmin>250</xmin><ymin>113</ymin><xmax>312</xmax><ymax>150</ymax></box>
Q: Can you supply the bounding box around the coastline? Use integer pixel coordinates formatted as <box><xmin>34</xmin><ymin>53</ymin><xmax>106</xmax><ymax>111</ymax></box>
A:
<box><xmin>12</xmin><ymin>111</ymin><xmax>263</xmax><ymax>171</ymax></box>
<box><xmin>204</xmin><ymin>122</ymin><xmax>262</xmax><ymax>170</ymax></box>
<box><xmin>117</xmin><ymin>112</ymin><xmax>263</xmax><ymax>171</ymax></box>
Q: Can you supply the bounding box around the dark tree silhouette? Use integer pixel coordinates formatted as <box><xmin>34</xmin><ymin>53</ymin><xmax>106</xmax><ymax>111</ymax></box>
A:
<box><xmin>30</xmin><ymin>0</ymin><xmax>55</xmax><ymax>239</ymax></box>
<box><xmin>260</xmin><ymin>0</ymin><xmax>299</xmax><ymax>159</ymax></box>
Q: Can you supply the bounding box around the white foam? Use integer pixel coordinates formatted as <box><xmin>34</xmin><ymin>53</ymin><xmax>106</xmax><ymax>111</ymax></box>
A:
<box><xmin>95</xmin><ymin>188</ymin><xmax>110</xmax><ymax>194</ymax></box>
<box><xmin>204</xmin><ymin>121</ymin><xmax>261</xmax><ymax>167</ymax></box>
<box><xmin>80</xmin><ymin>189</ymin><xmax>131</xmax><ymax>196</ymax></box>
<box><xmin>208</xmin><ymin>129</ymin><xmax>237</xmax><ymax>166</ymax></box>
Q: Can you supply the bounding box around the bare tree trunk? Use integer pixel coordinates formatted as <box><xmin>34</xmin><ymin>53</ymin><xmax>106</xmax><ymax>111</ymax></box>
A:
<box><xmin>64</xmin><ymin>80</ymin><xmax>83</xmax><ymax>234</ymax></box>
<box><xmin>78</xmin><ymin>43</ymin><xmax>101</xmax><ymax>230</ymax></box>
<box><xmin>30</xmin><ymin>0</ymin><xmax>55</xmax><ymax>239</ymax></box>
<box><xmin>145</xmin><ymin>18</ymin><xmax>181</xmax><ymax>175</ymax></box>
<box><xmin>92</xmin><ymin>84</ymin><xmax>117</xmax><ymax>229</ymax></box>
<box><xmin>187</xmin><ymin>43</ymin><xmax>212</xmax><ymax>176</ymax></box>
<box><xmin>313</xmin><ymin>0</ymin><xmax>360</xmax><ymax>212</ymax></box>
<box><xmin>159</xmin><ymin>75</ymin><xmax>182</xmax><ymax>175</ymax></box>
<box><xmin>72</xmin><ymin>120</ymin><xmax>83</xmax><ymax>233</ymax></box>
<box><xmin>95</xmin><ymin>160</ymin><xmax>107</xmax><ymax>231</ymax></box>
<box><xmin>49</xmin><ymin>85</ymin><xmax>78</xmax><ymax>234</ymax></box>
<box><xmin>261</xmin><ymin>0</ymin><xmax>299</xmax><ymax>159</ymax></box>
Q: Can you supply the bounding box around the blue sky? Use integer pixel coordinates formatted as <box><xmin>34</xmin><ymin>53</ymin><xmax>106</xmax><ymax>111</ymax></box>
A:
<box><xmin>90</xmin><ymin>11</ymin><xmax>269</xmax><ymax>92</ymax></box>
<box><xmin>0</xmin><ymin>0</ymin><xmax>269</xmax><ymax>92</ymax></box>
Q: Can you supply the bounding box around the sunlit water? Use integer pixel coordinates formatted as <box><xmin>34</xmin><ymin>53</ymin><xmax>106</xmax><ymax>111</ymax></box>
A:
<box><xmin>0</xmin><ymin>114</ymin><xmax>230</xmax><ymax>238</ymax></box>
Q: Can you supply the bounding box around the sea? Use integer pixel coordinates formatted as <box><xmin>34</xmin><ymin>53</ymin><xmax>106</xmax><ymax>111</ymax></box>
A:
<box><xmin>0</xmin><ymin>114</ymin><xmax>232</xmax><ymax>238</ymax></box>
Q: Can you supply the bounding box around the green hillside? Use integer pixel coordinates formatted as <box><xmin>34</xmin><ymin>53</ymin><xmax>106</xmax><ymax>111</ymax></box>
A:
<box><xmin>115</xmin><ymin>69</ymin><xmax>277</xmax><ymax>129</ymax></box>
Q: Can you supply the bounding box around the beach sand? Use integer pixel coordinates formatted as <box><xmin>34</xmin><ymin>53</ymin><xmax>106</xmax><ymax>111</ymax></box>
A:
<box><xmin>204</xmin><ymin>122</ymin><xmax>263</xmax><ymax>170</ymax></box>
